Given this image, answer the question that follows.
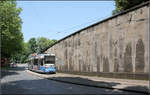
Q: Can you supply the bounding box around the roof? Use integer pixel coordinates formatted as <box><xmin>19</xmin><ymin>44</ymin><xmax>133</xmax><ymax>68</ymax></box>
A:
<box><xmin>41</xmin><ymin>1</ymin><xmax>150</xmax><ymax>53</ymax></box>
<box><xmin>28</xmin><ymin>53</ymin><xmax>55</xmax><ymax>60</ymax></box>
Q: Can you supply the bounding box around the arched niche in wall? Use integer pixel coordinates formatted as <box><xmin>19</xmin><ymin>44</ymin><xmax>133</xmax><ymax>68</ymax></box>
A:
<box><xmin>124</xmin><ymin>43</ymin><xmax>133</xmax><ymax>72</ymax></box>
<box><xmin>103</xmin><ymin>56</ymin><xmax>109</xmax><ymax>72</ymax></box>
<box><xmin>135</xmin><ymin>39</ymin><xmax>145</xmax><ymax>73</ymax></box>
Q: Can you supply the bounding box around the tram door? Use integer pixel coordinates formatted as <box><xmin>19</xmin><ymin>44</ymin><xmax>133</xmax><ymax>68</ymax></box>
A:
<box><xmin>38</xmin><ymin>58</ymin><xmax>40</xmax><ymax>69</ymax></box>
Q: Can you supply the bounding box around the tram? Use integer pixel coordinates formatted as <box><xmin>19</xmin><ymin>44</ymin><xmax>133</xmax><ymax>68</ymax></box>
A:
<box><xmin>28</xmin><ymin>53</ymin><xmax>56</xmax><ymax>74</ymax></box>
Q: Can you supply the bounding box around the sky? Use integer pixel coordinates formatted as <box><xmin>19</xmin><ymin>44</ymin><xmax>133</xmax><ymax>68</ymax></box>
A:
<box><xmin>17</xmin><ymin>1</ymin><xmax>116</xmax><ymax>42</ymax></box>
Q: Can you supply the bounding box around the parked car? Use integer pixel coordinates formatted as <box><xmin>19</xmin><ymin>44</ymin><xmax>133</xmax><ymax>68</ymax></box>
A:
<box><xmin>10</xmin><ymin>62</ymin><xmax>17</xmax><ymax>67</ymax></box>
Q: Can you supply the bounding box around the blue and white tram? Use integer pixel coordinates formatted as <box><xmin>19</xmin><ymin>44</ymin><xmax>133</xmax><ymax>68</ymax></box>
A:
<box><xmin>28</xmin><ymin>53</ymin><xmax>56</xmax><ymax>74</ymax></box>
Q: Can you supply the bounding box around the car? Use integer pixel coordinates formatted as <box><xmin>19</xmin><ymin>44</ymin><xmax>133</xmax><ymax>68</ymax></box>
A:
<box><xmin>10</xmin><ymin>62</ymin><xmax>17</xmax><ymax>67</ymax></box>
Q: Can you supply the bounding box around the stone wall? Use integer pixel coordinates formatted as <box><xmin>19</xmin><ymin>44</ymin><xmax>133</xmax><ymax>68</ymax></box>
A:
<box><xmin>44</xmin><ymin>2</ymin><xmax>150</xmax><ymax>79</ymax></box>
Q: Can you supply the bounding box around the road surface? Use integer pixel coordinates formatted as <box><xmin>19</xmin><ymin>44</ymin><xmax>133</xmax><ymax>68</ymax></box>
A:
<box><xmin>1</xmin><ymin>64</ymin><xmax>146</xmax><ymax>94</ymax></box>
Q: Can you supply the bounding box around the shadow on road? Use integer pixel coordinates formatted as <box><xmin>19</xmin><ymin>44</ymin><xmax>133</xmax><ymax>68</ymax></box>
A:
<box><xmin>47</xmin><ymin>76</ymin><xmax>149</xmax><ymax>95</ymax></box>
<box><xmin>1</xmin><ymin>70</ymin><xmax>19</xmax><ymax>79</ymax></box>
<box><xmin>1</xmin><ymin>65</ymin><xmax>148</xmax><ymax>94</ymax></box>
<box><xmin>123</xmin><ymin>85</ymin><xmax>149</xmax><ymax>94</ymax></box>
<box><xmin>1</xmin><ymin>77</ymin><xmax>148</xmax><ymax>95</ymax></box>
<box><xmin>49</xmin><ymin>77</ymin><xmax>120</xmax><ymax>87</ymax></box>
<box><xmin>1</xmin><ymin>64</ymin><xmax>25</xmax><ymax>79</ymax></box>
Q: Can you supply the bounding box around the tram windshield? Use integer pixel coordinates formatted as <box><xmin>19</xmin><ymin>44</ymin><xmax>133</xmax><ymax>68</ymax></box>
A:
<box><xmin>45</xmin><ymin>56</ymin><xmax>55</xmax><ymax>64</ymax></box>
<box><xmin>33</xmin><ymin>59</ymin><xmax>38</xmax><ymax>65</ymax></box>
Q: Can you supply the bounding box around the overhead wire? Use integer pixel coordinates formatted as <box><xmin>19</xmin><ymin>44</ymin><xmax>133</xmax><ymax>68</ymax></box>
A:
<box><xmin>50</xmin><ymin>13</ymin><xmax>112</xmax><ymax>40</ymax></box>
<box><xmin>31</xmin><ymin>2</ymin><xmax>113</xmax><ymax>40</ymax></box>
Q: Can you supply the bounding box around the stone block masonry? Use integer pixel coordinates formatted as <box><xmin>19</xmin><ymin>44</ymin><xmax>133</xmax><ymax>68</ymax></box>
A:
<box><xmin>44</xmin><ymin>2</ymin><xmax>150</xmax><ymax>80</ymax></box>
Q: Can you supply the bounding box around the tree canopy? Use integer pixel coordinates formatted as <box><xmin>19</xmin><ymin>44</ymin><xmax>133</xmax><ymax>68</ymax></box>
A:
<box><xmin>36</xmin><ymin>37</ymin><xmax>57</xmax><ymax>53</ymax></box>
<box><xmin>1</xmin><ymin>0</ymin><xmax>24</xmax><ymax>58</ymax></box>
<box><xmin>16</xmin><ymin>37</ymin><xmax>57</xmax><ymax>63</ymax></box>
<box><xmin>28</xmin><ymin>38</ymin><xmax>37</xmax><ymax>53</ymax></box>
<box><xmin>112</xmin><ymin>0</ymin><xmax>149</xmax><ymax>15</ymax></box>
<box><xmin>0</xmin><ymin>1</ymin><xmax>57</xmax><ymax>64</ymax></box>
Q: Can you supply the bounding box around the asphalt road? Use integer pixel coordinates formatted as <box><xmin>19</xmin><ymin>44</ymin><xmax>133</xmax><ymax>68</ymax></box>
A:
<box><xmin>1</xmin><ymin>64</ymin><xmax>146</xmax><ymax>95</ymax></box>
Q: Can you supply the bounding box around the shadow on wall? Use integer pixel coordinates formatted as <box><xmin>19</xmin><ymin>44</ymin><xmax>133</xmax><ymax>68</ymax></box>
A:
<box><xmin>103</xmin><ymin>57</ymin><xmax>109</xmax><ymax>72</ymax></box>
<box><xmin>124</xmin><ymin>43</ymin><xmax>133</xmax><ymax>72</ymax></box>
<box><xmin>135</xmin><ymin>39</ymin><xmax>145</xmax><ymax>73</ymax></box>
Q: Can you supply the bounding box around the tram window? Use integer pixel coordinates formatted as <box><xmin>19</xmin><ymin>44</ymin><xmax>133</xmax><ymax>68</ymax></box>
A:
<box><xmin>45</xmin><ymin>56</ymin><xmax>55</xmax><ymax>64</ymax></box>
<box><xmin>33</xmin><ymin>59</ymin><xmax>38</xmax><ymax>65</ymax></box>
<box><xmin>45</xmin><ymin>60</ymin><xmax>55</xmax><ymax>64</ymax></box>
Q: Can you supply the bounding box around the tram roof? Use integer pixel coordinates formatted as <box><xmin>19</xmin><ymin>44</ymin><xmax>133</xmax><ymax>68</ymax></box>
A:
<box><xmin>37</xmin><ymin>53</ymin><xmax>55</xmax><ymax>56</ymax></box>
<box><xmin>28</xmin><ymin>53</ymin><xmax>55</xmax><ymax>60</ymax></box>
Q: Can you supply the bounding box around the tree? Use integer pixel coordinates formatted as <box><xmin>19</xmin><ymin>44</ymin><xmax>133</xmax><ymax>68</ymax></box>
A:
<box><xmin>28</xmin><ymin>37</ymin><xmax>37</xmax><ymax>53</ymax></box>
<box><xmin>18</xmin><ymin>42</ymin><xmax>31</xmax><ymax>63</ymax></box>
<box><xmin>48</xmin><ymin>39</ymin><xmax>57</xmax><ymax>45</ymax></box>
<box><xmin>28</xmin><ymin>37</ymin><xmax>57</xmax><ymax>54</ymax></box>
<box><xmin>112</xmin><ymin>0</ymin><xmax>149</xmax><ymax>15</ymax></box>
<box><xmin>36</xmin><ymin>37</ymin><xmax>57</xmax><ymax>53</ymax></box>
<box><xmin>11</xmin><ymin>42</ymin><xmax>32</xmax><ymax>63</ymax></box>
<box><xmin>0</xmin><ymin>0</ymin><xmax>24</xmax><ymax>58</ymax></box>
<box><xmin>12</xmin><ymin>37</ymin><xmax>57</xmax><ymax>63</ymax></box>
<box><xmin>36</xmin><ymin>37</ymin><xmax>49</xmax><ymax>53</ymax></box>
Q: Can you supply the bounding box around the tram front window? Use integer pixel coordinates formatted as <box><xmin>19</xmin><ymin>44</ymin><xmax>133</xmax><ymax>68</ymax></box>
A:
<box><xmin>45</xmin><ymin>56</ymin><xmax>55</xmax><ymax>64</ymax></box>
<box><xmin>45</xmin><ymin>60</ymin><xmax>55</xmax><ymax>64</ymax></box>
<box><xmin>34</xmin><ymin>59</ymin><xmax>38</xmax><ymax>65</ymax></box>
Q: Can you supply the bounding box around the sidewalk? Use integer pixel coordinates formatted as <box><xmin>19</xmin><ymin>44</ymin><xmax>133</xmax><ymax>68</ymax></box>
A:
<box><xmin>26</xmin><ymin>70</ymin><xmax>149</xmax><ymax>94</ymax></box>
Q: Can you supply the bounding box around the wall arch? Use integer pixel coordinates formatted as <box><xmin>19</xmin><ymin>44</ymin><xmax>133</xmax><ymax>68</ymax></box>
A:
<box><xmin>135</xmin><ymin>39</ymin><xmax>145</xmax><ymax>73</ymax></box>
<box><xmin>124</xmin><ymin>43</ymin><xmax>133</xmax><ymax>72</ymax></box>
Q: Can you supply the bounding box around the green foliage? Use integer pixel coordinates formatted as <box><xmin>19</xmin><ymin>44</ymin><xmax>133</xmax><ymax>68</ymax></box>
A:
<box><xmin>36</xmin><ymin>37</ymin><xmax>55</xmax><ymax>53</ymax></box>
<box><xmin>0</xmin><ymin>0</ymin><xmax>24</xmax><ymax>58</ymax></box>
<box><xmin>113</xmin><ymin>0</ymin><xmax>149</xmax><ymax>15</ymax></box>
<box><xmin>28</xmin><ymin>37</ymin><xmax>37</xmax><ymax>53</ymax></box>
<box><xmin>11</xmin><ymin>42</ymin><xmax>30</xmax><ymax>63</ymax></box>
<box><xmin>112</xmin><ymin>9</ymin><xmax>121</xmax><ymax>15</ymax></box>
<box><xmin>16</xmin><ymin>37</ymin><xmax>57</xmax><ymax>63</ymax></box>
<box><xmin>28</xmin><ymin>37</ymin><xmax>55</xmax><ymax>54</ymax></box>
<box><xmin>36</xmin><ymin>37</ymin><xmax>57</xmax><ymax>53</ymax></box>
<box><xmin>20</xmin><ymin>42</ymin><xmax>31</xmax><ymax>63</ymax></box>
<box><xmin>36</xmin><ymin>37</ymin><xmax>50</xmax><ymax>53</ymax></box>
<box><xmin>0</xmin><ymin>1</ymin><xmax>56</xmax><ymax>63</ymax></box>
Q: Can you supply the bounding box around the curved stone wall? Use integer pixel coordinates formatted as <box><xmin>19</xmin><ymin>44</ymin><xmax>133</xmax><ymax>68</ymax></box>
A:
<box><xmin>45</xmin><ymin>2</ymin><xmax>149</xmax><ymax>79</ymax></box>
